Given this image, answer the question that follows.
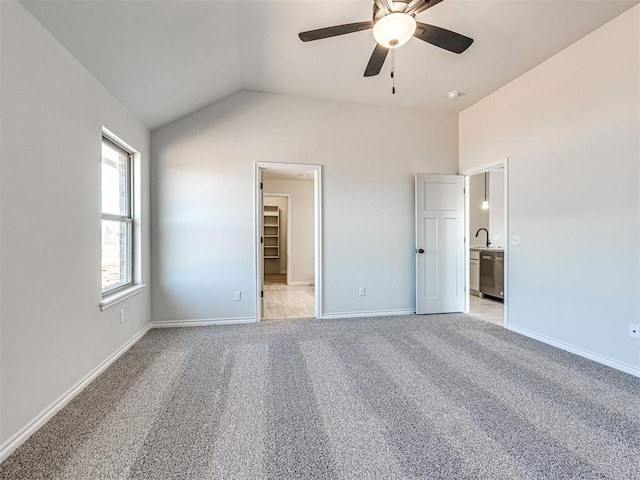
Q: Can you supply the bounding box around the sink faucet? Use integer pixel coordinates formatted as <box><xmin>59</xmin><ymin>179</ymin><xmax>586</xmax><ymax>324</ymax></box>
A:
<box><xmin>475</xmin><ymin>228</ymin><xmax>491</xmax><ymax>248</ymax></box>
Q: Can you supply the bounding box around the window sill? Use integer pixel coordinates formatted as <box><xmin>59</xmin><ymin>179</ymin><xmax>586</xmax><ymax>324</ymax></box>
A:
<box><xmin>100</xmin><ymin>284</ymin><xmax>146</xmax><ymax>311</ymax></box>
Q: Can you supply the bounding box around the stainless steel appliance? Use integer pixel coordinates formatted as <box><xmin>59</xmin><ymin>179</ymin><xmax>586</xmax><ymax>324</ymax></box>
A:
<box><xmin>479</xmin><ymin>251</ymin><xmax>504</xmax><ymax>299</ymax></box>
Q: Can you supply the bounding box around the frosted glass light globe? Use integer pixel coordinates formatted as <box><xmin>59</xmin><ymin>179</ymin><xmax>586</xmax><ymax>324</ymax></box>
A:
<box><xmin>373</xmin><ymin>13</ymin><xmax>417</xmax><ymax>49</ymax></box>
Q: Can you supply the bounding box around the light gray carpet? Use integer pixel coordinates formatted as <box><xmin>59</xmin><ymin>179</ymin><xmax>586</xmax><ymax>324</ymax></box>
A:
<box><xmin>1</xmin><ymin>314</ymin><xmax>639</xmax><ymax>479</ymax></box>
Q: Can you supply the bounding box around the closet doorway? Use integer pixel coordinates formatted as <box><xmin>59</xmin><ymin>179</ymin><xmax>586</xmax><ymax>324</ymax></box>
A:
<box><xmin>255</xmin><ymin>163</ymin><xmax>323</xmax><ymax>320</ymax></box>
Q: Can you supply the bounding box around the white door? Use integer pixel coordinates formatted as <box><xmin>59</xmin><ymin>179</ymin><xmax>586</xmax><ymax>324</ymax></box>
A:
<box><xmin>415</xmin><ymin>174</ymin><xmax>465</xmax><ymax>314</ymax></box>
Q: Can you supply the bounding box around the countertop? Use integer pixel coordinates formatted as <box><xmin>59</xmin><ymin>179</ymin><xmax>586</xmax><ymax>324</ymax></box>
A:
<box><xmin>470</xmin><ymin>246</ymin><xmax>504</xmax><ymax>253</ymax></box>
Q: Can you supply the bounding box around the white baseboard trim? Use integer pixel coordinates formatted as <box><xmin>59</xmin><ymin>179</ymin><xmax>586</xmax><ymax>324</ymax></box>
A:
<box><xmin>287</xmin><ymin>280</ymin><xmax>314</xmax><ymax>286</ymax></box>
<box><xmin>321</xmin><ymin>309</ymin><xmax>415</xmax><ymax>320</ymax></box>
<box><xmin>0</xmin><ymin>323</ymin><xmax>152</xmax><ymax>463</ymax></box>
<box><xmin>152</xmin><ymin>317</ymin><xmax>256</xmax><ymax>328</ymax></box>
<box><xmin>508</xmin><ymin>325</ymin><xmax>640</xmax><ymax>378</ymax></box>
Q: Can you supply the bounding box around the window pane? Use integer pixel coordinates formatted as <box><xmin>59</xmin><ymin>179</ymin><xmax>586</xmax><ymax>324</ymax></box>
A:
<box><xmin>102</xmin><ymin>219</ymin><xmax>131</xmax><ymax>291</ymax></box>
<box><xmin>101</xmin><ymin>141</ymin><xmax>129</xmax><ymax>216</ymax></box>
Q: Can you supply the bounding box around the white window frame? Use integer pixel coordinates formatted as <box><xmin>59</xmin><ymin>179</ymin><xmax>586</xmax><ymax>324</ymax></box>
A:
<box><xmin>101</xmin><ymin>135</ymin><xmax>135</xmax><ymax>297</ymax></box>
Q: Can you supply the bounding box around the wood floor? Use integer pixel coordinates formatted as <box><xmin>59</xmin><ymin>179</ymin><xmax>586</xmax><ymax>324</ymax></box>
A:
<box><xmin>264</xmin><ymin>273</ymin><xmax>287</xmax><ymax>286</ymax></box>
<box><xmin>469</xmin><ymin>294</ymin><xmax>504</xmax><ymax>326</ymax></box>
<box><xmin>263</xmin><ymin>274</ymin><xmax>501</xmax><ymax>325</ymax></box>
<box><xmin>263</xmin><ymin>274</ymin><xmax>314</xmax><ymax>320</ymax></box>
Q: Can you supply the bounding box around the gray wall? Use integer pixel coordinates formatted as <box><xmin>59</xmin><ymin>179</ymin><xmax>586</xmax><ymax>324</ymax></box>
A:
<box><xmin>151</xmin><ymin>91</ymin><xmax>458</xmax><ymax>322</ymax></box>
<box><xmin>0</xmin><ymin>1</ymin><xmax>151</xmax><ymax>444</ymax></box>
<box><xmin>469</xmin><ymin>173</ymin><xmax>489</xmax><ymax>246</ymax></box>
<box><xmin>460</xmin><ymin>6</ymin><xmax>640</xmax><ymax>374</ymax></box>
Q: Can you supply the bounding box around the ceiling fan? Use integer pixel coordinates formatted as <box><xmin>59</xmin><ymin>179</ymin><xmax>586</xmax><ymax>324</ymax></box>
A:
<box><xmin>298</xmin><ymin>0</ymin><xmax>473</xmax><ymax>77</ymax></box>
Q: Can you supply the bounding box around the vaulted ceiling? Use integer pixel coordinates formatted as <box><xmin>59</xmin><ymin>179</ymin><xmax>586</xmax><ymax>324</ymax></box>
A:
<box><xmin>21</xmin><ymin>0</ymin><xmax>639</xmax><ymax>130</ymax></box>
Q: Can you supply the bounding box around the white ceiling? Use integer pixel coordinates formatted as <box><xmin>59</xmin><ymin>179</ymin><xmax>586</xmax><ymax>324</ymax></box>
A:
<box><xmin>21</xmin><ymin>0</ymin><xmax>639</xmax><ymax>130</ymax></box>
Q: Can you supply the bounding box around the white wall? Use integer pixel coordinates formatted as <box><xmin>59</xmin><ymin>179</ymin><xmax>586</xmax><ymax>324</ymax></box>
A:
<box><xmin>151</xmin><ymin>92</ymin><xmax>458</xmax><ymax>323</ymax></box>
<box><xmin>0</xmin><ymin>1</ymin><xmax>151</xmax><ymax>446</ymax></box>
<box><xmin>460</xmin><ymin>6</ymin><xmax>640</xmax><ymax>374</ymax></box>
<box><xmin>264</xmin><ymin>180</ymin><xmax>314</xmax><ymax>284</ymax></box>
<box><xmin>488</xmin><ymin>169</ymin><xmax>505</xmax><ymax>248</ymax></box>
<box><xmin>263</xmin><ymin>195</ymin><xmax>288</xmax><ymax>275</ymax></box>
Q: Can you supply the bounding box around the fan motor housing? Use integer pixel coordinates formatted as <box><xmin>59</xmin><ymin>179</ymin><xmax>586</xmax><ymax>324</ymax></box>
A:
<box><xmin>373</xmin><ymin>2</ymin><xmax>412</xmax><ymax>23</ymax></box>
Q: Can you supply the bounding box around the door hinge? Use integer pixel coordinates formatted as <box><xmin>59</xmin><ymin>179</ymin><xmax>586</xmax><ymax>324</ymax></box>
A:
<box><xmin>261</xmin><ymin>291</ymin><xmax>264</xmax><ymax>298</ymax></box>
<box><xmin>261</xmin><ymin>237</ymin><xmax>263</xmax><ymax>244</ymax></box>
<box><xmin>463</xmin><ymin>187</ymin><xmax>466</xmax><ymax>194</ymax></box>
<box><xmin>260</xmin><ymin>182</ymin><xmax>263</xmax><ymax>190</ymax></box>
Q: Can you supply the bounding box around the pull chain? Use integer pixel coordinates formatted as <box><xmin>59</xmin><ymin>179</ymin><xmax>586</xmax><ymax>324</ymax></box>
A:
<box><xmin>391</xmin><ymin>49</ymin><xmax>396</xmax><ymax>95</ymax></box>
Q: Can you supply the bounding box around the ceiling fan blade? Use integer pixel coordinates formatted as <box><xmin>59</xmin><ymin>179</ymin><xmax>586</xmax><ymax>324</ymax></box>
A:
<box><xmin>407</xmin><ymin>0</ymin><xmax>446</xmax><ymax>16</ymax></box>
<box><xmin>364</xmin><ymin>44</ymin><xmax>389</xmax><ymax>77</ymax></box>
<box><xmin>414</xmin><ymin>22</ymin><xmax>474</xmax><ymax>54</ymax></box>
<box><xmin>299</xmin><ymin>21</ymin><xmax>373</xmax><ymax>42</ymax></box>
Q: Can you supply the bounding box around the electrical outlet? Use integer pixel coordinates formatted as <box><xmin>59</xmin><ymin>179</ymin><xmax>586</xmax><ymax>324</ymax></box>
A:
<box><xmin>629</xmin><ymin>323</ymin><xmax>640</xmax><ymax>339</ymax></box>
<box><xmin>359</xmin><ymin>287</ymin><xmax>365</xmax><ymax>296</ymax></box>
<box><xmin>510</xmin><ymin>234</ymin><xmax>520</xmax><ymax>246</ymax></box>
<box><xmin>234</xmin><ymin>291</ymin><xmax>241</xmax><ymax>301</ymax></box>
<box><xmin>120</xmin><ymin>310</ymin><xmax>125</xmax><ymax>324</ymax></box>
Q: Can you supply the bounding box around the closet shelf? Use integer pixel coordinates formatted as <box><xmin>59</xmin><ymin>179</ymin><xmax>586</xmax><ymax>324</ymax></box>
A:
<box><xmin>263</xmin><ymin>206</ymin><xmax>280</xmax><ymax>259</ymax></box>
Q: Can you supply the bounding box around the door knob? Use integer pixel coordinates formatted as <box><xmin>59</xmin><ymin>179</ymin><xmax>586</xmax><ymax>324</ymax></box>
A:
<box><xmin>418</xmin><ymin>248</ymin><xmax>425</xmax><ymax>254</ymax></box>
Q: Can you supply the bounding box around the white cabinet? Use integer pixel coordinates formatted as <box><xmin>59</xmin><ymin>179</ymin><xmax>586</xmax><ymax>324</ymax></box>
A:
<box><xmin>470</xmin><ymin>250</ymin><xmax>480</xmax><ymax>295</ymax></box>
<box><xmin>263</xmin><ymin>205</ymin><xmax>279</xmax><ymax>259</ymax></box>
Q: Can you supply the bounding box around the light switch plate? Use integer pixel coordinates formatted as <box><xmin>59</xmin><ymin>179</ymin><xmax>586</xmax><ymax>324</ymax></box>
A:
<box><xmin>510</xmin><ymin>235</ymin><xmax>520</xmax><ymax>246</ymax></box>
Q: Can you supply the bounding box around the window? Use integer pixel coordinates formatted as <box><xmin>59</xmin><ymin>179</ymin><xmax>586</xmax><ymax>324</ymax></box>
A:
<box><xmin>101</xmin><ymin>136</ymin><xmax>133</xmax><ymax>294</ymax></box>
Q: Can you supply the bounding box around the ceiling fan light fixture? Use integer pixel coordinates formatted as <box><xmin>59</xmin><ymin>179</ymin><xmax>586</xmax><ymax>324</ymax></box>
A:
<box><xmin>373</xmin><ymin>13</ymin><xmax>416</xmax><ymax>49</ymax></box>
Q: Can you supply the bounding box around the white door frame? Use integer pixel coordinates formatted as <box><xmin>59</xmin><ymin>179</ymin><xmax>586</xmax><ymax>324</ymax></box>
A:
<box><xmin>460</xmin><ymin>158</ymin><xmax>509</xmax><ymax>327</ymax></box>
<box><xmin>262</xmin><ymin>193</ymin><xmax>292</xmax><ymax>279</ymax></box>
<box><xmin>255</xmin><ymin>162</ymin><xmax>323</xmax><ymax>320</ymax></box>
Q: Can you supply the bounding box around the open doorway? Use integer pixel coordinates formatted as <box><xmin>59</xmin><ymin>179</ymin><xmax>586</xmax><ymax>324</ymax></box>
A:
<box><xmin>255</xmin><ymin>163</ymin><xmax>322</xmax><ymax>321</ymax></box>
<box><xmin>465</xmin><ymin>162</ymin><xmax>507</xmax><ymax>327</ymax></box>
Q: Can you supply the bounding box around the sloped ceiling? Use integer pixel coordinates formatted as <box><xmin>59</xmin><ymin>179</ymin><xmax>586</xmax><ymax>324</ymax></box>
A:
<box><xmin>21</xmin><ymin>0</ymin><xmax>640</xmax><ymax>130</ymax></box>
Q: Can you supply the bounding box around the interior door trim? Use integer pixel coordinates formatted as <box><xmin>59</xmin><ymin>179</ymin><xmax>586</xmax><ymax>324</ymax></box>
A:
<box><xmin>254</xmin><ymin>162</ymin><xmax>323</xmax><ymax>321</ymax></box>
<box><xmin>460</xmin><ymin>157</ymin><xmax>509</xmax><ymax>328</ymax></box>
